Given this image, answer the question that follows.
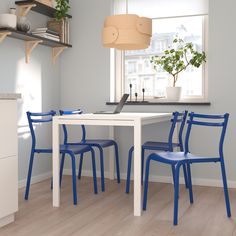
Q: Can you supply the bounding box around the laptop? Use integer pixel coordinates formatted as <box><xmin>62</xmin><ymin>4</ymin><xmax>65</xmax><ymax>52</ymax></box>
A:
<box><xmin>94</xmin><ymin>94</ymin><xmax>129</xmax><ymax>114</ymax></box>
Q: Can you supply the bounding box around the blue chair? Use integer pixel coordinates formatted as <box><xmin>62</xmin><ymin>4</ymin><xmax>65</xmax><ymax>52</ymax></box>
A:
<box><xmin>59</xmin><ymin>109</ymin><xmax>120</xmax><ymax>192</ymax></box>
<box><xmin>126</xmin><ymin>111</ymin><xmax>188</xmax><ymax>194</ymax></box>
<box><xmin>143</xmin><ymin>112</ymin><xmax>231</xmax><ymax>225</ymax></box>
<box><xmin>25</xmin><ymin>111</ymin><xmax>98</xmax><ymax>205</ymax></box>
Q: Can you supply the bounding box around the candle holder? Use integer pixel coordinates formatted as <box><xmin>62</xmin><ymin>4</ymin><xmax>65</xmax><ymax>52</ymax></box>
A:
<box><xmin>142</xmin><ymin>88</ymin><xmax>145</xmax><ymax>102</ymax></box>
<box><xmin>129</xmin><ymin>83</ymin><xmax>132</xmax><ymax>102</ymax></box>
<box><xmin>135</xmin><ymin>92</ymin><xmax>138</xmax><ymax>102</ymax></box>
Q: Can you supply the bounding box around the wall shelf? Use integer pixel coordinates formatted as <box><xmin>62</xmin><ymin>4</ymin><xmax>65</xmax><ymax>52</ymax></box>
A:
<box><xmin>0</xmin><ymin>28</ymin><xmax>72</xmax><ymax>47</ymax></box>
<box><xmin>0</xmin><ymin>28</ymin><xmax>72</xmax><ymax>63</ymax></box>
<box><xmin>15</xmin><ymin>0</ymin><xmax>72</xmax><ymax>18</ymax></box>
<box><xmin>1</xmin><ymin>1</ymin><xmax>72</xmax><ymax>63</ymax></box>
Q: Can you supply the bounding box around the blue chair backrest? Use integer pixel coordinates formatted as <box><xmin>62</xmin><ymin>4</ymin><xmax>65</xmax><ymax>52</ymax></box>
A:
<box><xmin>27</xmin><ymin>111</ymin><xmax>56</xmax><ymax>148</ymax></box>
<box><xmin>59</xmin><ymin>109</ymin><xmax>86</xmax><ymax>144</ymax></box>
<box><xmin>184</xmin><ymin>112</ymin><xmax>229</xmax><ymax>157</ymax></box>
<box><xmin>168</xmin><ymin>111</ymin><xmax>188</xmax><ymax>151</ymax></box>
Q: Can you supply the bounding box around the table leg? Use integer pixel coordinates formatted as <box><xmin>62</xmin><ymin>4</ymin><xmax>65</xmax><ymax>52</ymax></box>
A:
<box><xmin>109</xmin><ymin>126</ymin><xmax>115</xmax><ymax>180</ymax></box>
<box><xmin>53</xmin><ymin>118</ymin><xmax>60</xmax><ymax>207</ymax></box>
<box><xmin>133</xmin><ymin>120</ymin><xmax>142</xmax><ymax>216</ymax></box>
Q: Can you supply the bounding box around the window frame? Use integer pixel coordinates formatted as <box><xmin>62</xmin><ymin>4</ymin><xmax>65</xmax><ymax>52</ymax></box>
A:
<box><xmin>111</xmin><ymin>14</ymin><xmax>209</xmax><ymax>103</ymax></box>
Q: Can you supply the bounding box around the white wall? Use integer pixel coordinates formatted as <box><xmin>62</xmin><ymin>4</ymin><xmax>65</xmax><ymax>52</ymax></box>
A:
<box><xmin>60</xmin><ymin>0</ymin><xmax>236</xmax><ymax>186</ymax></box>
<box><xmin>0</xmin><ymin>0</ymin><xmax>60</xmax><ymax>181</ymax></box>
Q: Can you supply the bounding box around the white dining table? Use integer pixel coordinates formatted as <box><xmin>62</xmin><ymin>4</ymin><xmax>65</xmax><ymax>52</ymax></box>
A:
<box><xmin>52</xmin><ymin>112</ymin><xmax>172</xmax><ymax>216</ymax></box>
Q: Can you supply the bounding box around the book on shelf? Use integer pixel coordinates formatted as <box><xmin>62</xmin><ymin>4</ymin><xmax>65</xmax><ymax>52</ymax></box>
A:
<box><xmin>64</xmin><ymin>18</ymin><xmax>70</xmax><ymax>44</ymax></box>
<box><xmin>34</xmin><ymin>34</ymin><xmax>60</xmax><ymax>41</ymax></box>
<box><xmin>32</xmin><ymin>28</ymin><xmax>60</xmax><ymax>36</ymax></box>
<box><xmin>47</xmin><ymin>18</ymin><xmax>70</xmax><ymax>44</ymax></box>
<box><xmin>32</xmin><ymin>33</ymin><xmax>59</xmax><ymax>38</ymax></box>
<box><xmin>33</xmin><ymin>27</ymin><xmax>48</xmax><ymax>31</ymax></box>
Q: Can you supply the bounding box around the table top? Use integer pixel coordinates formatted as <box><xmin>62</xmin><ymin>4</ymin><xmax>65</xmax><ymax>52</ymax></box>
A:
<box><xmin>54</xmin><ymin>112</ymin><xmax>172</xmax><ymax>126</ymax></box>
<box><xmin>56</xmin><ymin>112</ymin><xmax>172</xmax><ymax>121</ymax></box>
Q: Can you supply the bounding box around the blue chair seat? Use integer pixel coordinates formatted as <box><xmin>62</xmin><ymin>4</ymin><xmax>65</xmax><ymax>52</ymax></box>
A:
<box><xmin>143</xmin><ymin>141</ymin><xmax>180</xmax><ymax>151</ymax></box>
<box><xmin>35</xmin><ymin>144</ymin><xmax>92</xmax><ymax>155</ymax></box>
<box><xmin>150</xmin><ymin>151</ymin><xmax>220</xmax><ymax>164</ymax></box>
<box><xmin>60</xmin><ymin>144</ymin><xmax>92</xmax><ymax>155</ymax></box>
<box><xmin>83</xmin><ymin>139</ymin><xmax>115</xmax><ymax>148</ymax></box>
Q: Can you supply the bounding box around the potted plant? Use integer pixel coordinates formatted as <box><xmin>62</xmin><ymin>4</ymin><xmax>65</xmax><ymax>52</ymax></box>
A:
<box><xmin>151</xmin><ymin>38</ymin><xmax>206</xmax><ymax>101</ymax></box>
<box><xmin>54</xmin><ymin>0</ymin><xmax>70</xmax><ymax>20</ymax></box>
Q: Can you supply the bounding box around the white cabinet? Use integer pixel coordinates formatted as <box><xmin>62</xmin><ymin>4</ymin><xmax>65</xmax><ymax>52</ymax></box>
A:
<box><xmin>0</xmin><ymin>95</ymin><xmax>20</xmax><ymax>227</ymax></box>
<box><xmin>0</xmin><ymin>156</ymin><xmax>18</xmax><ymax>220</ymax></box>
<box><xmin>0</xmin><ymin>100</ymin><xmax>17</xmax><ymax>158</ymax></box>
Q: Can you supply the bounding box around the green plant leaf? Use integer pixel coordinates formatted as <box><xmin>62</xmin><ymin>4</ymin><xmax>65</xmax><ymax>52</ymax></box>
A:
<box><xmin>150</xmin><ymin>37</ymin><xmax>206</xmax><ymax>85</ymax></box>
<box><xmin>55</xmin><ymin>0</ymin><xmax>70</xmax><ymax>20</ymax></box>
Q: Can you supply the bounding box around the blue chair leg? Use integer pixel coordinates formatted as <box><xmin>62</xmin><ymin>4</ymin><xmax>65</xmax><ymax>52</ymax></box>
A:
<box><xmin>182</xmin><ymin>164</ymin><xmax>189</xmax><ymax>189</ymax></box>
<box><xmin>126</xmin><ymin>146</ymin><xmax>133</xmax><ymax>194</ymax></box>
<box><xmin>171</xmin><ymin>165</ymin><xmax>175</xmax><ymax>185</ymax></box>
<box><xmin>78</xmin><ymin>153</ymin><xmax>84</xmax><ymax>180</ymax></box>
<box><xmin>186</xmin><ymin>163</ymin><xmax>193</xmax><ymax>204</ymax></box>
<box><xmin>173</xmin><ymin>163</ymin><xmax>181</xmax><ymax>226</ymax></box>
<box><xmin>24</xmin><ymin>149</ymin><xmax>35</xmax><ymax>200</ymax></box>
<box><xmin>98</xmin><ymin>147</ymin><xmax>105</xmax><ymax>192</ymax></box>
<box><xmin>70</xmin><ymin>153</ymin><xmax>77</xmax><ymax>205</ymax></box>
<box><xmin>220</xmin><ymin>159</ymin><xmax>231</xmax><ymax>217</ymax></box>
<box><xmin>60</xmin><ymin>153</ymin><xmax>66</xmax><ymax>187</ymax></box>
<box><xmin>91</xmin><ymin>149</ymin><xmax>98</xmax><ymax>194</ymax></box>
<box><xmin>114</xmin><ymin>142</ymin><xmax>120</xmax><ymax>184</ymax></box>
<box><xmin>143</xmin><ymin>155</ymin><xmax>151</xmax><ymax>210</ymax></box>
<box><xmin>141</xmin><ymin>147</ymin><xmax>145</xmax><ymax>185</ymax></box>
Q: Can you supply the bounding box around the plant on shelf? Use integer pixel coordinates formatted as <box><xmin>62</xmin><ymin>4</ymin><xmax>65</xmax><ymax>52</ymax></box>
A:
<box><xmin>150</xmin><ymin>37</ymin><xmax>206</xmax><ymax>100</ymax></box>
<box><xmin>54</xmin><ymin>0</ymin><xmax>70</xmax><ymax>20</ymax></box>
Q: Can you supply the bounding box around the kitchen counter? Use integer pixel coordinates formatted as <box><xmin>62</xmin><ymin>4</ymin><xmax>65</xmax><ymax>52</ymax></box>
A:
<box><xmin>0</xmin><ymin>93</ymin><xmax>21</xmax><ymax>100</ymax></box>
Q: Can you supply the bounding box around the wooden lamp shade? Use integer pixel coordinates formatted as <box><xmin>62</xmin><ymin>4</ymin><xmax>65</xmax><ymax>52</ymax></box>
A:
<box><xmin>102</xmin><ymin>14</ymin><xmax>152</xmax><ymax>50</ymax></box>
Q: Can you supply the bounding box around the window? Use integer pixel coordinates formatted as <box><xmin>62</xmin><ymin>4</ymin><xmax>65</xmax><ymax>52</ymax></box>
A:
<box><xmin>127</xmin><ymin>61</ymin><xmax>137</xmax><ymax>74</ymax></box>
<box><xmin>112</xmin><ymin>0</ymin><xmax>208</xmax><ymax>102</ymax></box>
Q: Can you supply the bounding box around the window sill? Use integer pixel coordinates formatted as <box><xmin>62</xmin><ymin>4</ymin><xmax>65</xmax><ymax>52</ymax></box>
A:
<box><xmin>106</xmin><ymin>100</ymin><xmax>211</xmax><ymax>106</ymax></box>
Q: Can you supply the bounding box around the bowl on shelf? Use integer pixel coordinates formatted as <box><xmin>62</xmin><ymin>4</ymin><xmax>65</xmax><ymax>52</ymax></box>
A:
<box><xmin>0</xmin><ymin>14</ymin><xmax>17</xmax><ymax>29</ymax></box>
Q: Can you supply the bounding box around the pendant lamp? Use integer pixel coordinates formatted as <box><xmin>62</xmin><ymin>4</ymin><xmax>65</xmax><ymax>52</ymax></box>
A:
<box><xmin>102</xmin><ymin>0</ymin><xmax>152</xmax><ymax>50</ymax></box>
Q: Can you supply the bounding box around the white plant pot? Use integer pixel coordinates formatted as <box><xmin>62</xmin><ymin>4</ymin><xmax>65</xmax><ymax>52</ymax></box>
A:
<box><xmin>0</xmin><ymin>14</ymin><xmax>17</xmax><ymax>29</ymax></box>
<box><xmin>166</xmin><ymin>87</ymin><xmax>182</xmax><ymax>101</ymax></box>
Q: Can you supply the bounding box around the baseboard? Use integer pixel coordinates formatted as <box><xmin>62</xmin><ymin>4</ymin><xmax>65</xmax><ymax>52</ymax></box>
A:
<box><xmin>63</xmin><ymin>169</ymin><xmax>236</xmax><ymax>188</ymax></box>
<box><xmin>18</xmin><ymin>172</ymin><xmax>51</xmax><ymax>189</ymax></box>
<box><xmin>20</xmin><ymin>169</ymin><xmax>236</xmax><ymax>189</ymax></box>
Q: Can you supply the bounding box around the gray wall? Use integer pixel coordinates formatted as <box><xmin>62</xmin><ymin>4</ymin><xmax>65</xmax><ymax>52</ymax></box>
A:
<box><xmin>0</xmin><ymin>1</ymin><xmax>60</xmax><ymax>181</ymax></box>
<box><xmin>60</xmin><ymin>0</ymin><xmax>236</xmax><ymax>185</ymax></box>
<box><xmin>1</xmin><ymin>0</ymin><xmax>235</xmax><ymax>185</ymax></box>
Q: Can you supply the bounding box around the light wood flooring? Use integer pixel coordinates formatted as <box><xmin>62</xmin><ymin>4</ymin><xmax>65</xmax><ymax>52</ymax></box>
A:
<box><xmin>1</xmin><ymin>176</ymin><xmax>236</xmax><ymax>236</ymax></box>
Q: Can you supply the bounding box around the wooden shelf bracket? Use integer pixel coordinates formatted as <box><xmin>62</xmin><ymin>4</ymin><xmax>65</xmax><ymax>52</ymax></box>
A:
<box><xmin>0</xmin><ymin>32</ymin><xmax>11</xmax><ymax>43</ymax></box>
<box><xmin>25</xmin><ymin>40</ymin><xmax>42</xmax><ymax>63</ymax></box>
<box><xmin>52</xmin><ymin>47</ymin><xmax>67</xmax><ymax>64</ymax></box>
<box><xmin>18</xmin><ymin>3</ymin><xmax>37</xmax><ymax>17</ymax></box>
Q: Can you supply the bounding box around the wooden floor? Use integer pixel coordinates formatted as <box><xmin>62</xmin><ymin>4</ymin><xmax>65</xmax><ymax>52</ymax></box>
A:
<box><xmin>0</xmin><ymin>176</ymin><xmax>236</xmax><ymax>236</ymax></box>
